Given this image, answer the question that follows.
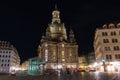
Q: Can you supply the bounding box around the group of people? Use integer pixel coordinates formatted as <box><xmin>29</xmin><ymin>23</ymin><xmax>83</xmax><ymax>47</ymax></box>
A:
<box><xmin>66</xmin><ymin>67</ymin><xmax>76</xmax><ymax>75</ymax></box>
<box><xmin>56</xmin><ymin>67</ymin><xmax>76</xmax><ymax>76</ymax></box>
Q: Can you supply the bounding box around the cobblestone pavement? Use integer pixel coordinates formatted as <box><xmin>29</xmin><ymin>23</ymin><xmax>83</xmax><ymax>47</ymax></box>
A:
<box><xmin>0</xmin><ymin>72</ymin><xmax>120</xmax><ymax>80</ymax></box>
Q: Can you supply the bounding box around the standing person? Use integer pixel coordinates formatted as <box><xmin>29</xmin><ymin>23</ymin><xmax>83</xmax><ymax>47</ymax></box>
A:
<box><xmin>66</xmin><ymin>68</ymin><xmax>70</xmax><ymax>74</ymax></box>
<box><xmin>71</xmin><ymin>67</ymin><xmax>74</xmax><ymax>75</ymax></box>
<box><xmin>112</xmin><ymin>73</ymin><xmax>118</xmax><ymax>80</ymax></box>
<box><xmin>58</xmin><ymin>69</ymin><xmax>61</xmax><ymax>76</ymax></box>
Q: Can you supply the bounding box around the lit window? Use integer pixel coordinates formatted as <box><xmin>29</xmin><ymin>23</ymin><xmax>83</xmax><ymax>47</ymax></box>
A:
<box><xmin>104</xmin><ymin>47</ymin><xmax>110</xmax><ymax>51</ymax></box>
<box><xmin>62</xmin><ymin>59</ymin><xmax>65</xmax><ymax>61</ymax></box>
<box><xmin>62</xmin><ymin>44</ymin><xmax>64</xmax><ymax>47</ymax></box>
<box><xmin>70</xmin><ymin>53</ymin><xmax>72</xmax><ymax>56</ymax></box>
<box><xmin>45</xmin><ymin>43</ymin><xmax>48</xmax><ymax>47</ymax></box>
<box><xmin>45</xmin><ymin>49</ymin><xmax>48</xmax><ymax>61</ymax></box>
<box><xmin>59</xmin><ymin>27</ymin><xmax>61</xmax><ymax>31</ymax></box>
<box><xmin>62</xmin><ymin>51</ymin><xmax>65</xmax><ymax>59</ymax></box>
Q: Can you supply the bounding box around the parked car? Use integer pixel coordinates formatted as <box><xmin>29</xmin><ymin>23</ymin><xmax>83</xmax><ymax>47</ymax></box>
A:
<box><xmin>77</xmin><ymin>68</ymin><xmax>85</xmax><ymax>72</ymax></box>
<box><xmin>89</xmin><ymin>69</ymin><xmax>96</xmax><ymax>72</ymax></box>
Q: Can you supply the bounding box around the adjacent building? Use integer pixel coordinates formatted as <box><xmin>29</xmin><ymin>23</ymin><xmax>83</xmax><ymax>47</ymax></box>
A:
<box><xmin>38</xmin><ymin>6</ymin><xmax>78</xmax><ymax>70</ymax></box>
<box><xmin>87</xmin><ymin>52</ymin><xmax>96</xmax><ymax>70</ymax></box>
<box><xmin>94</xmin><ymin>23</ymin><xmax>120</xmax><ymax>72</ymax></box>
<box><xmin>0</xmin><ymin>41</ymin><xmax>20</xmax><ymax>74</ymax></box>
<box><xmin>78</xmin><ymin>56</ymin><xmax>88</xmax><ymax>70</ymax></box>
<box><xmin>21</xmin><ymin>60</ymin><xmax>28</xmax><ymax>71</ymax></box>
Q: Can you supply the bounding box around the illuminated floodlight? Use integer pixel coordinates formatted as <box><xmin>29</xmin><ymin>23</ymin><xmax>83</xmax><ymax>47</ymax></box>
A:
<box><xmin>102</xmin><ymin>59</ymin><xmax>105</xmax><ymax>62</ymax></box>
<box><xmin>58</xmin><ymin>65</ymin><xmax>62</xmax><ymax>69</ymax></box>
<box><xmin>93</xmin><ymin>62</ymin><xmax>98</xmax><ymax>67</ymax></box>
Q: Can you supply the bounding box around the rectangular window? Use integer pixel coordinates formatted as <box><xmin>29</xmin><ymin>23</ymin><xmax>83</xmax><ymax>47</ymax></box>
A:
<box><xmin>111</xmin><ymin>31</ymin><xmax>116</xmax><ymax>36</ymax></box>
<box><xmin>102</xmin><ymin>32</ymin><xmax>108</xmax><ymax>36</ymax></box>
<box><xmin>106</xmin><ymin>55</ymin><xmax>112</xmax><ymax>60</ymax></box>
<box><xmin>119</xmin><ymin>54</ymin><xmax>120</xmax><ymax>59</ymax></box>
<box><xmin>115</xmin><ymin>54</ymin><xmax>120</xmax><ymax>59</ymax></box>
<box><xmin>106</xmin><ymin>55</ymin><xmax>108</xmax><ymax>59</ymax></box>
<box><xmin>113</xmin><ymin>46</ymin><xmax>120</xmax><ymax>50</ymax></box>
<box><xmin>45</xmin><ymin>49</ymin><xmax>48</xmax><ymax>61</ymax></box>
<box><xmin>115</xmin><ymin>54</ymin><xmax>118</xmax><ymax>59</ymax></box>
<box><xmin>109</xmin><ymin>55</ymin><xmax>112</xmax><ymax>59</ymax></box>
<box><xmin>103</xmin><ymin>39</ymin><xmax>109</xmax><ymax>43</ymax></box>
<box><xmin>104</xmin><ymin>47</ymin><xmax>110</xmax><ymax>51</ymax></box>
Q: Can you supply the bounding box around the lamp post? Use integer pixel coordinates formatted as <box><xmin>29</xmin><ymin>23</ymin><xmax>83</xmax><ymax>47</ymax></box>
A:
<box><xmin>102</xmin><ymin>58</ymin><xmax>106</xmax><ymax>72</ymax></box>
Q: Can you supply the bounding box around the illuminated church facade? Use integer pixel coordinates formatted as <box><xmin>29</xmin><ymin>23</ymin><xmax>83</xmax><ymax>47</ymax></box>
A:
<box><xmin>38</xmin><ymin>6</ymin><xmax>78</xmax><ymax>70</ymax></box>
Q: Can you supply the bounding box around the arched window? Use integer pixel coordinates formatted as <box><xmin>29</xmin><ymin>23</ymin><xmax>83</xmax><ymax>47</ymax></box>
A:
<box><xmin>108</xmin><ymin>23</ymin><xmax>115</xmax><ymax>28</ymax></box>
<box><xmin>117</xmin><ymin>23</ymin><xmax>120</xmax><ymax>28</ymax></box>
<box><xmin>103</xmin><ymin>24</ymin><xmax>107</xmax><ymax>28</ymax></box>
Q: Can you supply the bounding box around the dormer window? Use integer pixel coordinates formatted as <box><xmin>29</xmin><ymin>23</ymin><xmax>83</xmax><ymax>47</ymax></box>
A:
<box><xmin>117</xmin><ymin>23</ymin><xmax>120</xmax><ymax>28</ymax></box>
<box><xmin>103</xmin><ymin>24</ymin><xmax>107</xmax><ymax>28</ymax></box>
<box><xmin>109</xmin><ymin>24</ymin><xmax>115</xmax><ymax>28</ymax></box>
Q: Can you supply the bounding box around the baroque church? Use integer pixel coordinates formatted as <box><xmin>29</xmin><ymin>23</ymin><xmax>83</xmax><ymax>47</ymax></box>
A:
<box><xmin>38</xmin><ymin>6</ymin><xmax>78</xmax><ymax>70</ymax></box>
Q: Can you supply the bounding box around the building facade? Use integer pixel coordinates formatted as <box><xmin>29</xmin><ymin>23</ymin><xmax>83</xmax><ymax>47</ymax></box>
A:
<box><xmin>21</xmin><ymin>60</ymin><xmax>28</xmax><ymax>71</ymax></box>
<box><xmin>78</xmin><ymin>56</ymin><xmax>88</xmax><ymax>70</ymax></box>
<box><xmin>38</xmin><ymin>7</ymin><xmax>78</xmax><ymax>70</ymax></box>
<box><xmin>0</xmin><ymin>41</ymin><xmax>20</xmax><ymax>74</ymax></box>
<box><xmin>94</xmin><ymin>23</ymin><xmax>120</xmax><ymax>72</ymax></box>
<box><xmin>87</xmin><ymin>52</ymin><xmax>96</xmax><ymax>70</ymax></box>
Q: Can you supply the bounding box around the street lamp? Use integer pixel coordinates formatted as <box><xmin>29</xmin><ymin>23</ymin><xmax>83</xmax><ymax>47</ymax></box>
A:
<box><xmin>93</xmin><ymin>62</ymin><xmax>98</xmax><ymax>71</ymax></box>
<box><xmin>102</xmin><ymin>58</ymin><xmax>106</xmax><ymax>72</ymax></box>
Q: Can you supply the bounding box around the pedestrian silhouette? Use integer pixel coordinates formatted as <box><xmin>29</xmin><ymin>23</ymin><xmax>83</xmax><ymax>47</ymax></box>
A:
<box><xmin>112</xmin><ymin>74</ymin><xmax>118</xmax><ymax>80</ymax></box>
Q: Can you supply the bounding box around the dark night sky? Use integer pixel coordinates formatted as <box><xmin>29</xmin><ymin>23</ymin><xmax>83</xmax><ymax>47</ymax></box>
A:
<box><xmin>0</xmin><ymin>0</ymin><xmax>120</xmax><ymax>63</ymax></box>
